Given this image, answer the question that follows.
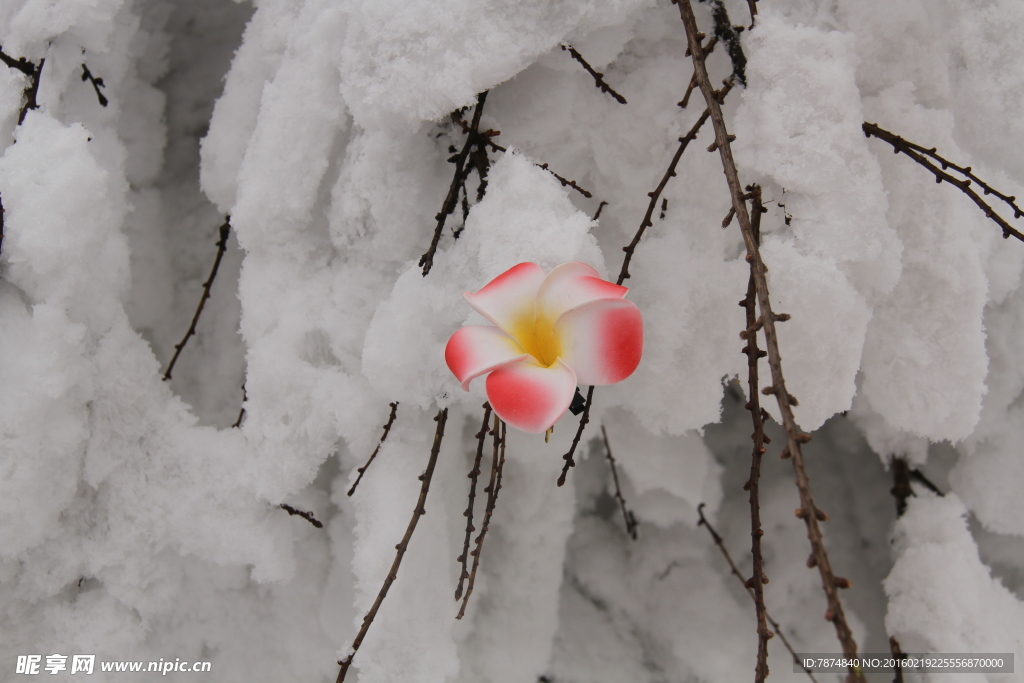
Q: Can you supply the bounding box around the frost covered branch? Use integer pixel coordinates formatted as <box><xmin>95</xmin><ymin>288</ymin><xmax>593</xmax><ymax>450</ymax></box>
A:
<box><xmin>278</xmin><ymin>504</ymin><xmax>323</xmax><ymax>529</ymax></box>
<box><xmin>420</xmin><ymin>93</ymin><xmax>489</xmax><ymax>276</ymax></box>
<box><xmin>617</xmin><ymin>80</ymin><xmax>732</xmax><ymax>286</ymax></box>
<box><xmin>455</xmin><ymin>402</ymin><xmax>492</xmax><ymax>601</ymax></box>
<box><xmin>162</xmin><ymin>217</ymin><xmax>231</xmax><ymax>381</ymax></box>
<box><xmin>560</xmin><ymin>44</ymin><xmax>628</xmax><ymax>105</ymax></box>
<box><xmin>600</xmin><ymin>425</ymin><xmax>638</xmax><ymax>540</ymax></box>
<box><xmin>676</xmin><ymin>0</ymin><xmax>863</xmax><ymax>675</ymax></box>
<box><xmin>80</xmin><ymin>64</ymin><xmax>108</xmax><ymax>107</ymax></box>
<box><xmin>346</xmin><ymin>401</ymin><xmax>400</xmax><ymax>497</ymax></box>
<box><xmin>337</xmin><ymin>408</ymin><xmax>449</xmax><ymax>682</ymax></box>
<box><xmin>457</xmin><ymin>414</ymin><xmax>506</xmax><ymax>619</ymax></box>
<box><xmin>0</xmin><ymin>47</ymin><xmax>43</xmax><ymax>125</ymax></box>
<box><xmin>557</xmin><ymin>385</ymin><xmax>593</xmax><ymax>487</ymax></box>
<box><xmin>862</xmin><ymin>122</ymin><xmax>1024</xmax><ymax>243</ymax></box>
<box><xmin>696</xmin><ymin>504</ymin><xmax>818</xmax><ymax>683</ymax></box>
<box><xmin>739</xmin><ymin>185</ymin><xmax>772</xmax><ymax>683</ymax></box>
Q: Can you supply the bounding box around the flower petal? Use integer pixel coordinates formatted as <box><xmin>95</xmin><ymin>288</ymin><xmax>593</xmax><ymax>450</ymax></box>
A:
<box><xmin>554</xmin><ymin>299</ymin><xmax>643</xmax><ymax>385</ymax></box>
<box><xmin>464</xmin><ymin>262</ymin><xmax>546</xmax><ymax>336</ymax></box>
<box><xmin>536</xmin><ymin>261</ymin><xmax>628</xmax><ymax>322</ymax></box>
<box><xmin>446</xmin><ymin>325</ymin><xmax>529</xmax><ymax>391</ymax></box>
<box><xmin>485</xmin><ymin>358</ymin><xmax>577</xmax><ymax>433</ymax></box>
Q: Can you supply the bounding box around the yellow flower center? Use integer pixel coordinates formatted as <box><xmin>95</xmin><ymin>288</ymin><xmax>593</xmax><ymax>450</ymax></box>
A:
<box><xmin>511</xmin><ymin>310</ymin><xmax>561</xmax><ymax>368</ymax></box>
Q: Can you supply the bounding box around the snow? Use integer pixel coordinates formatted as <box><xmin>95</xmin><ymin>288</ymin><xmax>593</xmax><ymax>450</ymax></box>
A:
<box><xmin>2</xmin><ymin>0</ymin><xmax>1024</xmax><ymax>680</ymax></box>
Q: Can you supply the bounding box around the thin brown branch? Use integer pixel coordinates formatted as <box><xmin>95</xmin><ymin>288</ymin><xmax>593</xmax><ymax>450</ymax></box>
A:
<box><xmin>696</xmin><ymin>504</ymin><xmax>818</xmax><ymax>683</ymax></box>
<box><xmin>676</xmin><ymin>2</ymin><xmax>862</xmax><ymax>677</ymax></box>
<box><xmin>81</xmin><ymin>64</ymin><xmax>108</xmax><ymax>107</ymax></box>
<box><xmin>560</xmin><ymin>44</ymin><xmax>628</xmax><ymax>105</ymax></box>
<box><xmin>456</xmin><ymin>402</ymin><xmax>492</xmax><ymax>601</ymax></box>
<box><xmin>420</xmin><ymin>93</ymin><xmax>488</xmax><ymax>276</ymax></box>
<box><xmin>747</xmin><ymin>0</ymin><xmax>759</xmax><ymax>27</ymax></box>
<box><xmin>890</xmin><ymin>456</ymin><xmax>913</xmax><ymax>517</ymax></box>
<box><xmin>592</xmin><ymin>201</ymin><xmax>609</xmax><ymax>221</ymax></box>
<box><xmin>617</xmin><ymin>80</ymin><xmax>733</xmax><ymax>286</ymax></box>
<box><xmin>451</xmin><ymin>115</ymin><xmax>594</xmax><ymax>199</ymax></box>
<box><xmin>557</xmin><ymin>385</ymin><xmax>594</xmax><ymax>487</ymax></box>
<box><xmin>741</xmin><ymin>185</ymin><xmax>772</xmax><ymax>682</ymax></box>
<box><xmin>0</xmin><ymin>191</ymin><xmax>5</xmax><ymax>261</ymax></box>
<box><xmin>347</xmin><ymin>402</ymin><xmax>400</xmax><ymax>497</ymax></box>
<box><xmin>600</xmin><ymin>425</ymin><xmax>638</xmax><ymax>540</ymax></box>
<box><xmin>162</xmin><ymin>217</ymin><xmax>231</xmax><ymax>381</ymax></box>
<box><xmin>0</xmin><ymin>47</ymin><xmax>44</xmax><ymax>125</ymax></box>
<box><xmin>679</xmin><ymin>36</ymin><xmax>718</xmax><ymax>109</ymax></box>
<box><xmin>457</xmin><ymin>414</ymin><xmax>506</xmax><ymax>619</ymax></box>
<box><xmin>279</xmin><ymin>503</ymin><xmax>323</xmax><ymax>529</ymax></box>
<box><xmin>336</xmin><ymin>408</ymin><xmax>448</xmax><ymax>682</ymax></box>
<box><xmin>232</xmin><ymin>383</ymin><xmax>247</xmax><ymax>428</ymax></box>
<box><xmin>863</xmin><ymin>122</ymin><xmax>1024</xmax><ymax>243</ymax></box>
<box><xmin>889</xmin><ymin>636</ymin><xmax>906</xmax><ymax>683</ymax></box>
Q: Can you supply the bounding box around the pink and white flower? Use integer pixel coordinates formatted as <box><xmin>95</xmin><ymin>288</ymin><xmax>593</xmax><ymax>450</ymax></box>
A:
<box><xmin>445</xmin><ymin>262</ymin><xmax>643</xmax><ymax>433</ymax></box>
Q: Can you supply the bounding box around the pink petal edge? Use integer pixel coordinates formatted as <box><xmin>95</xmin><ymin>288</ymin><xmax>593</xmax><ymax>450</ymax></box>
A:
<box><xmin>485</xmin><ymin>358</ymin><xmax>578</xmax><ymax>434</ymax></box>
<box><xmin>445</xmin><ymin>325</ymin><xmax>529</xmax><ymax>391</ymax></box>
<box><xmin>536</xmin><ymin>261</ymin><xmax>628</xmax><ymax>323</ymax></box>
<box><xmin>554</xmin><ymin>298</ymin><xmax>643</xmax><ymax>386</ymax></box>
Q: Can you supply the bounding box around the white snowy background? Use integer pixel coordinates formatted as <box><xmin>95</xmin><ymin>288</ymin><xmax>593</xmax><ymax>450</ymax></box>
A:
<box><xmin>2</xmin><ymin>0</ymin><xmax>1024</xmax><ymax>681</ymax></box>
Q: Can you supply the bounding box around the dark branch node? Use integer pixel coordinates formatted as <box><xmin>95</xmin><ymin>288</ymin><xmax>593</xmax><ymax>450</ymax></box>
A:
<box><xmin>81</xmin><ymin>64</ymin><xmax>108</xmax><ymax>107</ymax></box>
<box><xmin>279</xmin><ymin>503</ymin><xmax>323</xmax><ymax>529</ymax></box>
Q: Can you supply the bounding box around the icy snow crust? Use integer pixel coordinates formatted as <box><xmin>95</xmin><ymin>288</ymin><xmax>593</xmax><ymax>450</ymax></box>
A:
<box><xmin>2</xmin><ymin>0</ymin><xmax>1024</xmax><ymax>680</ymax></box>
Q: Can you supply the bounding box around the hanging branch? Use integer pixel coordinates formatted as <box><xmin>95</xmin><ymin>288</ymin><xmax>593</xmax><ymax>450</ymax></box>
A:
<box><xmin>560</xmin><ymin>44</ymin><xmax>628</xmax><ymax>105</ymax></box>
<box><xmin>347</xmin><ymin>402</ymin><xmax>400</xmax><ymax>497</ymax></box>
<box><xmin>740</xmin><ymin>185</ymin><xmax>772</xmax><ymax>682</ymax></box>
<box><xmin>451</xmin><ymin>115</ymin><xmax>594</xmax><ymax>199</ymax></box>
<box><xmin>679</xmin><ymin>36</ymin><xmax>718</xmax><ymax>109</ymax></box>
<box><xmin>675</xmin><ymin>2</ymin><xmax>862</xmax><ymax>677</ymax></box>
<box><xmin>557</xmin><ymin>385</ymin><xmax>594</xmax><ymax>487</ymax></box>
<box><xmin>456</xmin><ymin>402</ymin><xmax>492</xmax><ymax>601</ymax></box>
<box><xmin>81</xmin><ymin>64</ymin><xmax>108</xmax><ymax>107</ymax></box>
<box><xmin>162</xmin><ymin>217</ymin><xmax>231</xmax><ymax>381</ymax></box>
<box><xmin>420</xmin><ymin>92</ymin><xmax>488</xmax><ymax>276</ymax></box>
<box><xmin>696</xmin><ymin>504</ymin><xmax>818</xmax><ymax>683</ymax></box>
<box><xmin>617</xmin><ymin>80</ymin><xmax>733</xmax><ymax>286</ymax></box>
<box><xmin>0</xmin><ymin>47</ymin><xmax>44</xmax><ymax>125</ymax></box>
<box><xmin>862</xmin><ymin>122</ymin><xmax>1024</xmax><ymax>243</ymax></box>
<box><xmin>232</xmin><ymin>383</ymin><xmax>247</xmax><ymax>428</ymax></box>
<box><xmin>337</xmin><ymin>408</ymin><xmax>449</xmax><ymax>682</ymax></box>
<box><xmin>600</xmin><ymin>425</ymin><xmax>638</xmax><ymax>540</ymax></box>
<box><xmin>279</xmin><ymin>503</ymin><xmax>323</xmax><ymax>529</ymax></box>
<box><xmin>457</xmin><ymin>415</ymin><xmax>506</xmax><ymax>619</ymax></box>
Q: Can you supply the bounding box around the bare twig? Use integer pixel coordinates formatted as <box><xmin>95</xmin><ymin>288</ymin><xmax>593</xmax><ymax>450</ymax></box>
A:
<box><xmin>232</xmin><ymin>383</ymin><xmax>247</xmax><ymax>428</ymax></box>
<box><xmin>347</xmin><ymin>402</ymin><xmax>400</xmax><ymax>497</ymax></box>
<box><xmin>162</xmin><ymin>217</ymin><xmax>231</xmax><ymax>381</ymax></box>
<box><xmin>909</xmin><ymin>468</ymin><xmax>944</xmax><ymax>497</ymax></box>
<box><xmin>676</xmin><ymin>2</ymin><xmax>862</xmax><ymax>676</ymax></box>
<box><xmin>451</xmin><ymin>115</ymin><xmax>594</xmax><ymax>199</ymax></box>
<box><xmin>557</xmin><ymin>385</ymin><xmax>594</xmax><ymax>487</ymax></box>
<box><xmin>600</xmin><ymin>425</ymin><xmax>638</xmax><ymax>540</ymax></box>
<box><xmin>336</xmin><ymin>408</ymin><xmax>448</xmax><ymax>682</ymax></box>
<box><xmin>746</xmin><ymin>0</ymin><xmax>759</xmax><ymax>28</ymax></box>
<box><xmin>889</xmin><ymin>636</ymin><xmax>906</xmax><ymax>683</ymax></box>
<box><xmin>279</xmin><ymin>503</ymin><xmax>323</xmax><ymax>529</ymax></box>
<box><xmin>740</xmin><ymin>185</ymin><xmax>772</xmax><ymax>682</ymax></box>
<box><xmin>81</xmin><ymin>64</ymin><xmax>108</xmax><ymax>107</ymax></box>
<box><xmin>617</xmin><ymin>80</ymin><xmax>733</xmax><ymax>286</ymax></box>
<box><xmin>592</xmin><ymin>201</ymin><xmax>609</xmax><ymax>221</ymax></box>
<box><xmin>696</xmin><ymin>504</ymin><xmax>818</xmax><ymax>683</ymax></box>
<box><xmin>862</xmin><ymin>122</ymin><xmax>1024</xmax><ymax>243</ymax></box>
<box><xmin>0</xmin><ymin>47</ymin><xmax>43</xmax><ymax>125</ymax></box>
<box><xmin>457</xmin><ymin>415</ymin><xmax>506</xmax><ymax>619</ymax></box>
<box><xmin>420</xmin><ymin>93</ymin><xmax>488</xmax><ymax>276</ymax></box>
<box><xmin>0</xmin><ymin>191</ymin><xmax>5</xmax><ymax>261</ymax></box>
<box><xmin>560</xmin><ymin>44</ymin><xmax>628</xmax><ymax>104</ymax></box>
<box><xmin>679</xmin><ymin>36</ymin><xmax>718</xmax><ymax>109</ymax></box>
<box><xmin>890</xmin><ymin>456</ymin><xmax>913</xmax><ymax>517</ymax></box>
<box><xmin>456</xmin><ymin>403</ymin><xmax>492</xmax><ymax>601</ymax></box>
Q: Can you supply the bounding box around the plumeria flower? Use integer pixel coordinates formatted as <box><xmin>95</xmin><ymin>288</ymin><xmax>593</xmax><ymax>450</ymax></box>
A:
<box><xmin>445</xmin><ymin>262</ymin><xmax>643</xmax><ymax>433</ymax></box>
